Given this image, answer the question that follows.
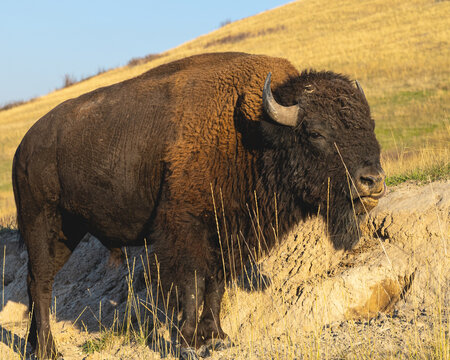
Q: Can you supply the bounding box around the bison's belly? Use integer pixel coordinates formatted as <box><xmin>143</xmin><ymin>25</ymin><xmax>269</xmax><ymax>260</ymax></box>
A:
<box><xmin>58</xmin><ymin>160</ymin><xmax>157</xmax><ymax>245</ymax></box>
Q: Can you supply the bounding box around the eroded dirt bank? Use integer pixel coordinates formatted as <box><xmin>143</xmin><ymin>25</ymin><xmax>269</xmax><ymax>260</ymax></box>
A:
<box><xmin>0</xmin><ymin>181</ymin><xmax>448</xmax><ymax>359</ymax></box>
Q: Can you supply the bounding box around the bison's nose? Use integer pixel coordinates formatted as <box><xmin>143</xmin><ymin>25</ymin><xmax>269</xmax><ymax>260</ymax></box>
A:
<box><xmin>354</xmin><ymin>167</ymin><xmax>386</xmax><ymax>198</ymax></box>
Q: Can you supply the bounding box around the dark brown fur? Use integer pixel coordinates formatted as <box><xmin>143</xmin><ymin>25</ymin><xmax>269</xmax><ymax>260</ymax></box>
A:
<box><xmin>12</xmin><ymin>52</ymin><xmax>384</xmax><ymax>357</ymax></box>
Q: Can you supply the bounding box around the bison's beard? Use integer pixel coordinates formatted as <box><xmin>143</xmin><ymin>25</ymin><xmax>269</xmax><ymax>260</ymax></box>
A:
<box><xmin>327</xmin><ymin>197</ymin><xmax>362</xmax><ymax>251</ymax></box>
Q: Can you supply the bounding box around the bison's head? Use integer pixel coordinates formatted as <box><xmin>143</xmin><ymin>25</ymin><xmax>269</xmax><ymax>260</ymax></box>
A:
<box><xmin>260</xmin><ymin>71</ymin><xmax>385</xmax><ymax>250</ymax></box>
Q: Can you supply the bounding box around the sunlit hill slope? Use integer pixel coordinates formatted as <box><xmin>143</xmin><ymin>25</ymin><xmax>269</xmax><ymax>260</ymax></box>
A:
<box><xmin>0</xmin><ymin>0</ymin><xmax>449</xmax><ymax>221</ymax></box>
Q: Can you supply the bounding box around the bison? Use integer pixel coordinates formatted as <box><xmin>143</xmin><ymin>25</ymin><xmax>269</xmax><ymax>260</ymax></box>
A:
<box><xmin>12</xmin><ymin>52</ymin><xmax>385</xmax><ymax>358</ymax></box>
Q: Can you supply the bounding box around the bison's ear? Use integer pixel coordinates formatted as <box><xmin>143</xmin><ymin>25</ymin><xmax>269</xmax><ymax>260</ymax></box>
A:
<box><xmin>262</xmin><ymin>73</ymin><xmax>299</xmax><ymax>127</ymax></box>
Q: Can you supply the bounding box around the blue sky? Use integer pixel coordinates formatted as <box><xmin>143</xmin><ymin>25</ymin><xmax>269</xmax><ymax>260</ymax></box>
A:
<box><xmin>0</xmin><ymin>1</ymin><xmax>289</xmax><ymax>106</ymax></box>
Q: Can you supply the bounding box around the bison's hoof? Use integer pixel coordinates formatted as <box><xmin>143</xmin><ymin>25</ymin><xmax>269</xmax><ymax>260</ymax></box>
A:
<box><xmin>197</xmin><ymin>337</ymin><xmax>234</xmax><ymax>357</ymax></box>
<box><xmin>179</xmin><ymin>346</ymin><xmax>199</xmax><ymax>360</ymax></box>
<box><xmin>197</xmin><ymin>344</ymin><xmax>211</xmax><ymax>358</ymax></box>
<box><xmin>207</xmin><ymin>337</ymin><xmax>234</xmax><ymax>351</ymax></box>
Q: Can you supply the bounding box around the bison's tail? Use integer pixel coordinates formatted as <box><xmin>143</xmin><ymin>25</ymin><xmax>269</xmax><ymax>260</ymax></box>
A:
<box><xmin>12</xmin><ymin>145</ymin><xmax>25</xmax><ymax>248</ymax></box>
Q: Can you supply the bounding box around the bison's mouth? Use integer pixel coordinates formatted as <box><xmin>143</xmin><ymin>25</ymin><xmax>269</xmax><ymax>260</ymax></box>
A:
<box><xmin>353</xmin><ymin>183</ymin><xmax>386</xmax><ymax>214</ymax></box>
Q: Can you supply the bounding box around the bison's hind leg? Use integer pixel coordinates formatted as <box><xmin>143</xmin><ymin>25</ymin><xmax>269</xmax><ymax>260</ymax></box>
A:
<box><xmin>23</xmin><ymin>209</ymin><xmax>86</xmax><ymax>359</ymax></box>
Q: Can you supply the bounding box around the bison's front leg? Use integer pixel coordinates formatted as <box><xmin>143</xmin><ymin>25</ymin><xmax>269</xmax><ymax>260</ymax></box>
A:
<box><xmin>197</xmin><ymin>271</ymin><xmax>228</xmax><ymax>345</ymax></box>
<box><xmin>179</xmin><ymin>271</ymin><xmax>205</xmax><ymax>348</ymax></box>
<box><xmin>152</xmin><ymin>208</ymin><xmax>216</xmax><ymax>351</ymax></box>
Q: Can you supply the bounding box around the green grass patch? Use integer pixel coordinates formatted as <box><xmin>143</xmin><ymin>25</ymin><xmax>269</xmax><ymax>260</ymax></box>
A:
<box><xmin>374</xmin><ymin>89</ymin><xmax>436</xmax><ymax>107</ymax></box>
<box><xmin>386</xmin><ymin>162</ymin><xmax>450</xmax><ymax>186</ymax></box>
<box><xmin>376</xmin><ymin>123</ymin><xmax>441</xmax><ymax>146</ymax></box>
<box><xmin>81</xmin><ymin>331</ymin><xmax>118</xmax><ymax>355</ymax></box>
<box><xmin>372</xmin><ymin>85</ymin><xmax>449</xmax><ymax>151</ymax></box>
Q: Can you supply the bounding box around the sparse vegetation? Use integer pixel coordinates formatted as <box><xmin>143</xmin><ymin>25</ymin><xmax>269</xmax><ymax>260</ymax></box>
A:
<box><xmin>62</xmin><ymin>74</ymin><xmax>77</xmax><ymax>88</ymax></box>
<box><xmin>127</xmin><ymin>53</ymin><xmax>165</xmax><ymax>67</ymax></box>
<box><xmin>220</xmin><ymin>19</ymin><xmax>232</xmax><ymax>28</ymax></box>
<box><xmin>0</xmin><ymin>100</ymin><xmax>29</xmax><ymax>113</ymax></box>
<box><xmin>60</xmin><ymin>68</ymin><xmax>109</xmax><ymax>90</ymax></box>
<box><xmin>204</xmin><ymin>25</ymin><xmax>286</xmax><ymax>48</ymax></box>
<box><xmin>0</xmin><ymin>215</ymin><xmax>16</xmax><ymax>232</ymax></box>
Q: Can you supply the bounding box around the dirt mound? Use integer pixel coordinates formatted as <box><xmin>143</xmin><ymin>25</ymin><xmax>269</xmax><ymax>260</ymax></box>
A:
<box><xmin>228</xmin><ymin>181</ymin><xmax>448</xmax><ymax>341</ymax></box>
<box><xmin>0</xmin><ymin>181</ymin><xmax>448</xmax><ymax>359</ymax></box>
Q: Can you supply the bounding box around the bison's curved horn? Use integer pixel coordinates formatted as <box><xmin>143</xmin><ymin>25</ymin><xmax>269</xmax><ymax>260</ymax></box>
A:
<box><xmin>263</xmin><ymin>73</ymin><xmax>299</xmax><ymax>127</ymax></box>
<box><xmin>355</xmin><ymin>80</ymin><xmax>367</xmax><ymax>102</ymax></box>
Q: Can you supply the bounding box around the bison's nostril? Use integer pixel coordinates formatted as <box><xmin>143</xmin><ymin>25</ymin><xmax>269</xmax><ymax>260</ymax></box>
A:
<box><xmin>360</xmin><ymin>175</ymin><xmax>376</xmax><ymax>188</ymax></box>
<box><xmin>357</xmin><ymin>171</ymin><xmax>385</xmax><ymax>195</ymax></box>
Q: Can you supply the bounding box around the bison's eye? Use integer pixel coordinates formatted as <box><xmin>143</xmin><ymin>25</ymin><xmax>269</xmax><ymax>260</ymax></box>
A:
<box><xmin>309</xmin><ymin>131</ymin><xmax>323</xmax><ymax>139</ymax></box>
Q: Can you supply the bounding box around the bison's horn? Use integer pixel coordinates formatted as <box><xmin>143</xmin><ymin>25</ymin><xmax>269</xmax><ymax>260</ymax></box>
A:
<box><xmin>355</xmin><ymin>80</ymin><xmax>367</xmax><ymax>102</ymax></box>
<box><xmin>263</xmin><ymin>73</ymin><xmax>299</xmax><ymax>127</ymax></box>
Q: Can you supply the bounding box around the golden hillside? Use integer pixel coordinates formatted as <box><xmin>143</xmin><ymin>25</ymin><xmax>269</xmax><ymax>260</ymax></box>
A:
<box><xmin>0</xmin><ymin>0</ymin><xmax>449</xmax><ymax>221</ymax></box>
